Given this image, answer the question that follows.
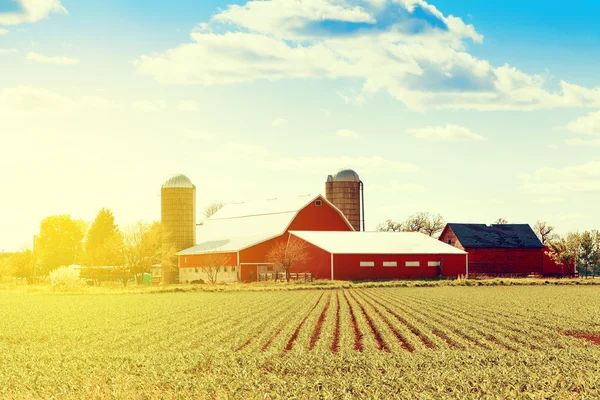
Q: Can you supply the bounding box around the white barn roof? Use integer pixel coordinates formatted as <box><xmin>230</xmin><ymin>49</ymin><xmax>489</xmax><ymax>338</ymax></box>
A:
<box><xmin>289</xmin><ymin>231</ymin><xmax>467</xmax><ymax>255</ymax></box>
<box><xmin>178</xmin><ymin>195</ymin><xmax>352</xmax><ymax>255</ymax></box>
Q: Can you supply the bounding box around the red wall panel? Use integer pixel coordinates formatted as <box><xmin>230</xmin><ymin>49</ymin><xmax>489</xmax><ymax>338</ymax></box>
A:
<box><xmin>289</xmin><ymin>236</ymin><xmax>332</xmax><ymax>280</ymax></box>
<box><xmin>179</xmin><ymin>252</ymin><xmax>237</xmax><ymax>268</ymax></box>
<box><xmin>287</xmin><ymin>197</ymin><xmax>354</xmax><ymax>232</ymax></box>
<box><xmin>466</xmin><ymin>248</ymin><xmax>542</xmax><ymax>275</ymax></box>
<box><xmin>332</xmin><ymin>253</ymin><xmax>466</xmax><ymax>281</ymax></box>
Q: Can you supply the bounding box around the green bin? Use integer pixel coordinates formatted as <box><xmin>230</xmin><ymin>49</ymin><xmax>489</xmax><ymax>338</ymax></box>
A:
<box><xmin>142</xmin><ymin>273</ymin><xmax>152</xmax><ymax>286</ymax></box>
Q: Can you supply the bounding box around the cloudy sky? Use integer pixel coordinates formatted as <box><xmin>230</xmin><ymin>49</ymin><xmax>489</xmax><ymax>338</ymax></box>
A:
<box><xmin>1</xmin><ymin>0</ymin><xmax>599</xmax><ymax>251</ymax></box>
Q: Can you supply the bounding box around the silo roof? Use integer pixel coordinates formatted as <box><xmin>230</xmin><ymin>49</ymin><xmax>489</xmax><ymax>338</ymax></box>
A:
<box><xmin>162</xmin><ymin>173</ymin><xmax>194</xmax><ymax>189</ymax></box>
<box><xmin>333</xmin><ymin>169</ymin><xmax>360</xmax><ymax>182</ymax></box>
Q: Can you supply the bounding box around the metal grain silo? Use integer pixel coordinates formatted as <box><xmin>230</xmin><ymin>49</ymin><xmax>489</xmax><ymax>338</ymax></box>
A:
<box><xmin>161</xmin><ymin>173</ymin><xmax>196</xmax><ymax>283</ymax></box>
<box><xmin>325</xmin><ymin>169</ymin><xmax>364</xmax><ymax>231</ymax></box>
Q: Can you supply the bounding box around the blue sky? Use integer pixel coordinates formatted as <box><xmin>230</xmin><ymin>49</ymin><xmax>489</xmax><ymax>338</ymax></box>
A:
<box><xmin>1</xmin><ymin>0</ymin><xmax>599</xmax><ymax>251</ymax></box>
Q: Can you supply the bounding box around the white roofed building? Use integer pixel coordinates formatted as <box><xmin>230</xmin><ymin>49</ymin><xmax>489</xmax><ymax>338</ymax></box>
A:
<box><xmin>177</xmin><ymin>195</ymin><xmax>354</xmax><ymax>283</ymax></box>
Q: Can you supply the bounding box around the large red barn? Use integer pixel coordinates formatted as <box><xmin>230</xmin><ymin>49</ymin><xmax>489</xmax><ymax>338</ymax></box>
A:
<box><xmin>177</xmin><ymin>195</ymin><xmax>354</xmax><ymax>283</ymax></box>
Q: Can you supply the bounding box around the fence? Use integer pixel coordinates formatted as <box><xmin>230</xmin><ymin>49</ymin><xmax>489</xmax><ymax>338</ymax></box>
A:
<box><xmin>257</xmin><ymin>272</ymin><xmax>313</xmax><ymax>282</ymax></box>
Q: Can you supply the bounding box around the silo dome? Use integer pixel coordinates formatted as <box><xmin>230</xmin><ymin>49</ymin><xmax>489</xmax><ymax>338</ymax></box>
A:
<box><xmin>333</xmin><ymin>169</ymin><xmax>360</xmax><ymax>182</ymax></box>
<box><xmin>162</xmin><ymin>173</ymin><xmax>195</xmax><ymax>189</ymax></box>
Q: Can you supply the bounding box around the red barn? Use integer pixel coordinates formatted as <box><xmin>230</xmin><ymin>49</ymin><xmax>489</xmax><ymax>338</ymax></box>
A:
<box><xmin>177</xmin><ymin>195</ymin><xmax>354</xmax><ymax>283</ymax></box>
<box><xmin>439</xmin><ymin>223</ymin><xmax>546</xmax><ymax>276</ymax></box>
<box><xmin>176</xmin><ymin>195</ymin><xmax>467</xmax><ymax>282</ymax></box>
<box><xmin>289</xmin><ymin>231</ymin><xmax>468</xmax><ymax>280</ymax></box>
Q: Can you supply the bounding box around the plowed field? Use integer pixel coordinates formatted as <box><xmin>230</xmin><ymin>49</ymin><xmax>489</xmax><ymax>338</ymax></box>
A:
<box><xmin>1</xmin><ymin>286</ymin><xmax>599</xmax><ymax>399</ymax></box>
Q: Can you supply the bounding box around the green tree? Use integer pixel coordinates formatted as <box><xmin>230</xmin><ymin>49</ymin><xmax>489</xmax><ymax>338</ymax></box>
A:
<box><xmin>0</xmin><ymin>250</ymin><xmax>36</xmax><ymax>283</ymax></box>
<box><xmin>84</xmin><ymin>208</ymin><xmax>124</xmax><ymax>266</ymax></box>
<box><xmin>579</xmin><ymin>231</ymin><xmax>599</xmax><ymax>278</ymax></box>
<box><xmin>36</xmin><ymin>215</ymin><xmax>87</xmax><ymax>276</ymax></box>
<box><xmin>547</xmin><ymin>233</ymin><xmax>579</xmax><ymax>276</ymax></box>
<box><xmin>122</xmin><ymin>221</ymin><xmax>172</xmax><ymax>285</ymax></box>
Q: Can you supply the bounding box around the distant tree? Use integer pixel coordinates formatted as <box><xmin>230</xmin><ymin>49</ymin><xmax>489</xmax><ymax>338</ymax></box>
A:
<box><xmin>377</xmin><ymin>213</ymin><xmax>445</xmax><ymax>238</ymax></box>
<box><xmin>84</xmin><ymin>208</ymin><xmax>124</xmax><ymax>266</ymax></box>
<box><xmin>421</xmin><ymin>214</ymin><xmax>446</xmax><ymax>238</ymax></box>
<box><xmin>200</xmin><ymin>253</ymin><xmax>230</xmax><ymax>284</ymax></box>
<box><xmin>533</xmin><ymin>220</ymin><xmax>556</xmax><ymax>245</ymax></box>
<box><xmin>266</xmin><ymin>237</ymin><xmax>310</xmax><ymax>282</ymax></box>
<box><xmin>204</xmin><ymin>201</ymin><xmax>224</xmax><ymax>220</ymax></box>
<box><xmin>547</xmin><ymin>232</ymin><xmax>581</xmax><ymax>276</ymax></box>
<box><xmin>0</xmin><ymin>253</ymin><xmax>16</xmax><ymax>281</ymax></box>
<box><xmin>495</xmin><ymin>218</ymin><xmax>508</xmax><ymax>225</ymax></box>
<box><xmin>122</xmin><ymin>221</ymin><xmax>170</xmax><ymax>286</ymax></box>
<box><xmin>35</xmin><ymin>215</ymin><xmax>87</xmax><ymax>275</ymax></box>
<box><xmin>579</xmin><ymin>231</ymin><xmax>599</xmax><ymax>278</ymax></box>
<box><xmin>376</xmin><ymin>220</ymin><xmax>402</xmax><ymax>232</ymax></box>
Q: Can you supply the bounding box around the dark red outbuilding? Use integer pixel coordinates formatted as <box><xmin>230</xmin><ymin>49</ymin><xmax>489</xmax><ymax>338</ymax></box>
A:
<box><xmin>439</xmin><ymin>223</ymin><xmax>549</xmax><ymax>276</ymax></box>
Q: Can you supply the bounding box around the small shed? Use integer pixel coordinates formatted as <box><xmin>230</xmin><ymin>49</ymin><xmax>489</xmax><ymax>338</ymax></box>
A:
<box><xmin>439</xmin><ymin>223</ymin><xmax>544</xmax><ymax>276</ymax></box>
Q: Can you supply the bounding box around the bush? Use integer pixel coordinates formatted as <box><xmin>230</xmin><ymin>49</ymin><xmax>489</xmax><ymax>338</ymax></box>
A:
<box><xmin>49</xmin><ymin>266</ymin><xmax>84</xmax><ymax>289</ymax></box>
<box><xmin>190</xmin><ymin>279</ymin><xmax>205</xmax><ymax>284</ymax></box>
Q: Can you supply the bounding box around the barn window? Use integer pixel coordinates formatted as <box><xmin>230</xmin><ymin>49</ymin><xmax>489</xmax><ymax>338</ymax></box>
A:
<box><xmin>315</xmin><ymin>200</ymin><xmax>322</xmax><ymax>206</ymax></box>
<box><xmin>224</xmin><ymin>266</ymin><xmax>228</xmax><ymax>272</ymax></box>
<box><xmin>185</xmin><ymin>257</ymin><xmax>188</xmax><ymax>263</ymax></box>
<box><xmin>194</xmin><ymin>268</ymin><xmax>198</xmax><ymax>273</ymax></box>
<box><xmin>383</xmin><ymin>261</ymin><xmax>397</xmax><ymax>267</ymax></box>
<box><xmin>360</xmin><ymin>261</ymin><xmax>375</xmax><ymax>267</ymax></box>
<box><xmin>232</xmin><ymin>266</ymin><xmax>236</xmax><ymax>272</ymax></box>
<box><xmin>447</xmin><ymin>239</ymin><xmax>452</xmax><ymax>244</ymax></box>
<box><xmin>428</xmin><ymin>261</ymin><xmax>441</xmax><ymax>267</ymax></box>
<box><xmin>405</xmin><ymin>261</ymin><xmax>420</xmax><ymax>267</ymax></box>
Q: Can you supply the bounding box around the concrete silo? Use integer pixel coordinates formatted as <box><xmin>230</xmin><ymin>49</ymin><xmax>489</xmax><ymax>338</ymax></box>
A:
<box><xmin>161</xmin><ymin>173</ymin><xmax>196</xmax><ymax>284</ymax></box>
<box><xmin>325</xmin><ymin>169</ymin><xmax>364</xmax><ymax>231</ymax></box>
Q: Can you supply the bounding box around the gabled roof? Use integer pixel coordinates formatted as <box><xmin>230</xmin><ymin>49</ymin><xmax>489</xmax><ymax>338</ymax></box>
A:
<box><xmin>446</xmin><ymin>223</ymin><xmax>543</xmax><ymax>249</ymax></box>
<box><xmin>290</xmin><ymin>231</ymin><xmax>467</xmax><ymax>255</ymax></box>
<box><xmin>177</xmin><ymin>195</ymin><xmax>353</xmax><ymax>255</ymax></box>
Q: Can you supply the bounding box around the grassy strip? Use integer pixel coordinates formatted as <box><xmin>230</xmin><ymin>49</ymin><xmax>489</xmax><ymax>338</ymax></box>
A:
<box><xmin>4</xmin><ymin>276</ymin><xmax>600</xmax><ymax>296</ymax></box>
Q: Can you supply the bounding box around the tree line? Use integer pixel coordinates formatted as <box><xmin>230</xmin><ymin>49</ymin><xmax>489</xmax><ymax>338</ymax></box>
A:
<box><xmin>0</xmin><ymin>209</ymin><xmax>172</xmax><ymax>285</ymax></box>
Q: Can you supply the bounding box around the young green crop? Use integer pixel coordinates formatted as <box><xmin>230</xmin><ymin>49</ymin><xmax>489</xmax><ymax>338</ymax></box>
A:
<box><xmin>1</xmin><ymin>286</ymin><xmax>599</xmax><ymax>399</ymax></box>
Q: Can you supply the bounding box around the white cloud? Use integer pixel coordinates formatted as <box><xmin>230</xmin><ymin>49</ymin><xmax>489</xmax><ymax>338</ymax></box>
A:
<box><xmin>0</xmin><ymin>0</ymin><xmax>67</xmax><ymax>25</ymax></box>
<box><xmin>133</xmin><ymin>0</ymin><xmax>600</xmax><ymax>112</ymax></box>
<box><xmin>336</xmin><ymin>129</ymin><xmax>359</xmax><ymax>138</ymax></box>
<box><xmin>177</xmin><ymin>100</ymin><xmax>198</xmax><ymax>111</ymax></box>
<box><xmin>0</xmin><ymin>28</ymin><xmax>8</xmax><ymax>35</ymax></box>
<box><xmin>132</xmin><ymin>100</ymin><xmax>167</xmax><ymax>113</ymax></box>
<box><xmin>565</xmin><ymin>110</ymin><xmax>600</xmax><ymax>136</ymax></box>
<box><xmin>565</xmin><ymin>138</ymin><xmax>600</xmax><ymax>147</ymax></box>
<box><xmin>0</xmin><ymin>48</ymin><xmax>17</xmax><ymax>55</ymax></box>
<box><xmin>0</xmin><ymin>86</ymin><xmax>116</xmax><ymax>116</ymax></box>
<box><xmin>213</xmin><ymin>0</ymin><xmax>376</xmax><ymax>38</ymax></box>
<box><xmin>521</xmin><ymin>160</ymin><xmax>600</xmax><ymax>195</ymax></box>
<box><xmin>407</xmin><ymin>124</ymin><xmax>484</xmax><ymax>141</ymax></box>
<box><xmin>133</xmin><ymin>0</ymin><xmax>600</xmax><ymax>110</ymax></box>
<box><xmin>272</xmin><ymin>118</ymin><xmax>287</xmax><ymax>128</ymax></box>
<box><xmin>27</xmin><ymin>52</ymin><xmax>78</xmax><ymax>65</ymax></box>
<box><xmin>0</xmin><ymin>86</ymin><xmax>74</xmax><ymax>113</ymax></box>
<box><xmin>548</xmin><ymin>144</ymin><xmax>559</xmax><ymax>150</ymax></box>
